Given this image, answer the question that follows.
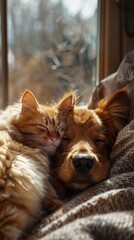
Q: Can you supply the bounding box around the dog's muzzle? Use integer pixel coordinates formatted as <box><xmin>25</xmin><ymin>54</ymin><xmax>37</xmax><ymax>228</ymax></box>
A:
<box><xmin>72</xmin><ymin>153</ymin><xmax>94</xmax><ymax>173</ymax></box>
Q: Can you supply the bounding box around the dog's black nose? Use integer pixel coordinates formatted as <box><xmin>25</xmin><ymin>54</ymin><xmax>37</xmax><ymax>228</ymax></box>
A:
<box><xmin>72</xmin><ymin>153</ymin><xmax>94</xmax><ymax>173</ymax></box>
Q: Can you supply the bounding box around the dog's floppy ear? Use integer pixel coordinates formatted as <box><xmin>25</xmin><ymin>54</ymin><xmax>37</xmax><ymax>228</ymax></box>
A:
<box><xmin>95</xmin><ymin>88</ymin><xmax>130</xmax><ymax>135</ymax></box>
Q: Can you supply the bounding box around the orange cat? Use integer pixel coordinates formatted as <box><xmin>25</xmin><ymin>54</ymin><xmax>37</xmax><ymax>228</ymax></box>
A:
<box><xmin>0</xmin><ymin>90</ymin><xmax>75</xmax><ymax>240</ymax></box>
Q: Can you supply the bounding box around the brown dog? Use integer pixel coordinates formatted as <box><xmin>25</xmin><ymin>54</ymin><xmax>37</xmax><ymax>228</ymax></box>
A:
<box><xmin>51</xmin><ymin>89</ymin><xmax>130</xmax><ymax>197</ymax></box>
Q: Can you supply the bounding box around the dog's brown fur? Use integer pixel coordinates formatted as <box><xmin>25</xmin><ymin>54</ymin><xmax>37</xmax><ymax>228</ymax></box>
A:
<box><xmin>52</xmin><ymin>89</ymin><xmax>130</xmax><ymax>196</ymax></box>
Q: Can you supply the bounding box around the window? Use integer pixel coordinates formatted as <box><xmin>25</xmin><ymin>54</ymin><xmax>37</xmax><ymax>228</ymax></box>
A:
<box><xmin>2</xmin><ymin>0</ymin><xmax>98</xmax><ymax>106</ymax></box>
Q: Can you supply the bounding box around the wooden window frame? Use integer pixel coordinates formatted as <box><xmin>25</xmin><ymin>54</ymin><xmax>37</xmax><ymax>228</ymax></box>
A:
<box><xmin>0</xmin><ymin>0</ymin><xmax>8</xmax><ymax>108</ymax></box>
<box><xmin>99</xmin><ymin>0</ymin><xmax>134</xmax><ymax>81</ymax></box>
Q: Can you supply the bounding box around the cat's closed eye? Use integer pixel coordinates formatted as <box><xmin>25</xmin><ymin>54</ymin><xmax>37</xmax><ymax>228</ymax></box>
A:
<box><xmin>57</xmin><ymin>126</ymin><xmax>66</xmax><ymax>137</ymax></box>
<box><xmin>57</xmin><ymin>125</ymin><xmax>66</xmax><ymax>132</ymax></box>
<box><xmin>37</xmin><ymin>124</ymin><xmax>48</xmax><ymax>133</ymax></box>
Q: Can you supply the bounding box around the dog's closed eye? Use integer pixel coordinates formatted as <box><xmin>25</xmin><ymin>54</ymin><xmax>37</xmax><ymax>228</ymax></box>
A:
<box><xmin>94</xmin><ymin>139</ymin><xmax>105</xmax><ymax>143</ymax></box>
<box><xmin>94</xmin><ymin>139</ymin><xmax>106</xmax><ymax>147</ymax></box>
<box><xmin>62</xmin><ymin>136</ymin><xmax>71</xmax><ymax>143</ymax></box>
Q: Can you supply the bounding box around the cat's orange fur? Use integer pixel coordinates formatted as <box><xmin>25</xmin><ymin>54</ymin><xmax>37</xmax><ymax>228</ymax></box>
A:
<box><xmin>52</xmin><ymin>89</ymin><xmax>130</xmax><ymax>195</ymax></box>
<box><xmin>0</xmin><ymin>90</ymin><xmax>76</xmax><ymax>240</ymax></box>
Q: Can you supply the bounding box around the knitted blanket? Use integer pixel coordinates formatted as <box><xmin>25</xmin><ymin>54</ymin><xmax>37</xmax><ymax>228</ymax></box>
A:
<box><xmin>26</xmin><ymin>52</ymin><xmax>134</xmax><ymax>240</ymax></box>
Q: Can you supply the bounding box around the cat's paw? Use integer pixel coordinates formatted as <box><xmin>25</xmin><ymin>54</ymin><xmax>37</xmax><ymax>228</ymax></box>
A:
<box><xmin>0</xmin><ymin>145</ymin><xmax>15</xmax><ymax>188</ymax></box>
<box><xmin>0</xmin><ymin>145</ymin><xmax>14</xmax><ymax>165</ymax></box>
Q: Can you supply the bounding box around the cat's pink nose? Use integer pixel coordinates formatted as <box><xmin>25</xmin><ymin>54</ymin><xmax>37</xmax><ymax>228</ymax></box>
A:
<box><xmin>50</xmin><ymin>133</ymin><xmax>59</xmax><ymax>142</ymax></box>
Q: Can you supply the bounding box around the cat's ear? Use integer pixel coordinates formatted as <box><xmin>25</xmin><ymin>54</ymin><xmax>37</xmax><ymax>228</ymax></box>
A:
<box><xmin>21</xmin><ymin>90</ymin><xmax>39</xmax><ymax>114</ymax></box>
<box><xmin>57</xmin><ymin>91</ymin><xmax>76</xmax><ymax>112</ymax></box>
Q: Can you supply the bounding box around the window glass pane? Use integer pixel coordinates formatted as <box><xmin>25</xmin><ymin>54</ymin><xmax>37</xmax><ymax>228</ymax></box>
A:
<box><xmin>8</xmin><ymin>0</ymin><xmax>98</xmax><ymax>104</ymax></box>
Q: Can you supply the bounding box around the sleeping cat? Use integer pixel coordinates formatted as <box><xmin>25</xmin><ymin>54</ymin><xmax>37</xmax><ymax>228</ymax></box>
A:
<box><xmin>0</xmin><ymin>90</ymin><xmax>76</xmax><ymax>240</ymax></box>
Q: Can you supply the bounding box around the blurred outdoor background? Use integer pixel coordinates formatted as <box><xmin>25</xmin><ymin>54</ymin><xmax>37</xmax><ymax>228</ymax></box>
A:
<box><xmin>0</xmin><ymin>0</ymin><xmax>98</xmax><ymax>106</ymax></box>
